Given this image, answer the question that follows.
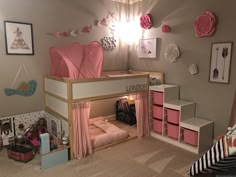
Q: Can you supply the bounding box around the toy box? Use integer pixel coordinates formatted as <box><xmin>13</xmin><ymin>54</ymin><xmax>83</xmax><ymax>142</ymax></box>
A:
<box><xmin>152</xmin><ymin>119</ymin><xmax>162</xmax><ymax>134</ymax></box>
<box><xmin>183</xmin><ymin>128</ymin><xmax>198</xmax><ymax>146</ymax></box>
<box><xmin>152</xmin><ymin>91</ymin><xmax>163</xmax><ymax>105</ymax></box>
<box><xmin>7</xmin><ymin>144</ymin><xmax>34</xmax><ymax>163</ymax></box>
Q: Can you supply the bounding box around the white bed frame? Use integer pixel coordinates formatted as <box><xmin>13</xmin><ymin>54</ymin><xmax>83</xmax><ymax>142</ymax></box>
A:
<box><xmin>44</xmin><ymin>71</ymin><xmax>164</xmax><ymax>159</ymax></box>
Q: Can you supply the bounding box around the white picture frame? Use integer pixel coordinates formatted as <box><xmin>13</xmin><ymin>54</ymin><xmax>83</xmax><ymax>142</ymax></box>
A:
<box><xmin>4</xmin><ymin>21</ymin><xmax>34</xmax><ymax>55</ymax></box>
<box><xmin>209</xmin><ymin>42</ymin><xmax>233</xmax><ymax>84</ymax></box>
<box><xmin>138</xmin><ymin>38</ymin><xmax>156</xmax><ymax>58</ymax></box>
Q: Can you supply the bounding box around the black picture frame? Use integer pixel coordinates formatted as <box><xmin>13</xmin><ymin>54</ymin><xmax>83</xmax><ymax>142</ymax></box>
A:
<box><xmin>209</xmin><ymin>42</ymin><xmax>233</xmax><ymax>84</ymax></box>
<box><xmin>4</xmin><ymin>21</ymin><xmax>34</xmax><ymax>55</ymax></box>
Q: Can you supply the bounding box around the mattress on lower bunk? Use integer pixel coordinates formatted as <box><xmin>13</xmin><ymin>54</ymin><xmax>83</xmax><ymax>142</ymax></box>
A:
<box><xmin>89</xmin><ymin>120</ymin><xmax>129</xmax><ymax>149</ymax></box>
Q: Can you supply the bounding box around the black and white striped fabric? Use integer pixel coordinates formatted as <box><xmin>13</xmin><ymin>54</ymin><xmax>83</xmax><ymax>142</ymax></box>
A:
<box><xmin>189</xmin><ymin>127</ymin><xmax>236</xmax><ymax>176</ymax></box>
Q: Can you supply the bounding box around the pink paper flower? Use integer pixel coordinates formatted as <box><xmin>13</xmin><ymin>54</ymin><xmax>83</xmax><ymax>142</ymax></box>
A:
<box><xmin>83</xmin><ymin>26</ymin><xmax>91</xmax><ymax>32</ymax></box>
<box><xmin>162</xmin><ymin>24</ymin><xmax>171</xmax><ymax>33</ymax></box>
<box><xmin>194</xmin><ymin>11</ymin><xmax>216</xmax><ymax>37</ymax></box>
<box><xmin>140</xmin><ymin>14</ymin><xmax>152</xmax><ymax>30</ymax></box>
<box><xmin>53</xmin><ymin>32</ymin><xmax>61</xmax><ymax>38</ymax></box>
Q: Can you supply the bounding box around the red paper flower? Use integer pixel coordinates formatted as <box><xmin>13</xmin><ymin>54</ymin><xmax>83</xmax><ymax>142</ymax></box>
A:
<box><xmin>194</xmin><ymin>11</ymin><xmax>216</xmax><ymax>37</ymax></box>
<box><xmin>162</xmin><ymin>24</ymin><xmax>171</xmax><ymax>33</ymax></box>
<box><xmin>63</xmin><ymin>32</ymin><xmax>68</xmax><ymax>37</ymax></box>
<box><xmin>140</xmin><ymin>14</ymin><xmax>152</xmax><ymax>30</ymax></box>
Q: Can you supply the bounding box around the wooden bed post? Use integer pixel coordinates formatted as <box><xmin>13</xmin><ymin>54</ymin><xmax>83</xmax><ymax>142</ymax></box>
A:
<box><xmin>67</xmin><ymin>80</ymin><xmax>74</xmax><ymax>159</ymax></box>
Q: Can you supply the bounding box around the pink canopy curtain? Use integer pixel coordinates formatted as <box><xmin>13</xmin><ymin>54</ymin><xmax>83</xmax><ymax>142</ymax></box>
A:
<box><xmin>135</xmin><ymin>92</ymin><xmax>149</xmax><ymax>138</ymax></box>
<box><xmin>72</xmin><ymin>102</ymin><xmax>92</xmax><ymax>159</ymax></box>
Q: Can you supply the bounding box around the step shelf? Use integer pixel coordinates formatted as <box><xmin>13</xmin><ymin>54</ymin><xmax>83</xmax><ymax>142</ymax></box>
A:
<box><xmin>180</xmin><ymin>117</ymin><xmax>213</xmax><ymax>132</ymax></box>
<box><xmin>164</xmin><ymin>99</ymin><xmax>195</xmax><ymax>110</ymax></box>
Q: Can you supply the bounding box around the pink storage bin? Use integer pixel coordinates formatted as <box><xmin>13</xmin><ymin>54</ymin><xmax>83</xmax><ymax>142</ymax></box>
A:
<box><xmin>167</xmin><ymin>123</ymin><xmax>179</xmax><ymax>139</ymax></box>
<box><xmin>183</xmin><ymin>128</ymin><xmax>198</xmax><ymax>146</ymax></box>
<box><xmin>153</xmin><ymin>105</ymin><xmax>163</xmax><ymax>120</ymax></box>
<box><xmin>152</xmin><ymin>91</ymin><xmax>163</xmax><ymax>105</ymax></box>
<box><xmin>167</xmin><ymin>109</ymin><xmax>179</xmax><ymax>125</ymax></box>
<box><xmin>152</xmin><ymin>119</ymin><xmax>162</xmax><ymax>134</ymax></box>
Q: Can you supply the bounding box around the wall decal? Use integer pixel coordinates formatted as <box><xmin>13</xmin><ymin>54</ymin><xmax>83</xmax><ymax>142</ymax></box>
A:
<box><xmin>47</xmin><ymin>12</ymin><xmax>115</xmax><ymax>38</ymax></box>
<box><xmin>140</xmin><ymin>14</ymin><xmax>152</xmax><ymax>30</ymax></box>
<box><xmin>194</xmin><ymin>11</ymin><xmax>216</xmax><ymax>37</ymax></box>
<box><xmin>138</xmin><ymin>38</ymin><xmax>156</xmax><ymax>58</ymax></box>
<box><xmin>209</xmin><ymin>42</ymin><xmax>233</xmax><ymax>84</ymax></box>
<box><xmin>4</xmin><ymin>21</ymin><xmax>34</xmax><ymax>55</ymax></box>
<box><xmin>4</xmin><ymin>64</ymin><xmax>37</xmax><ymax>96</ymax></box>
<box><xmin>164</xmin><ymin>43</ymin><xmax>180</xmax><ymax>63</ymax></box>
<box><xmin>101</xmin><ymin>36</ymin><xmax>116</xmax><ymax>51</ymax></box>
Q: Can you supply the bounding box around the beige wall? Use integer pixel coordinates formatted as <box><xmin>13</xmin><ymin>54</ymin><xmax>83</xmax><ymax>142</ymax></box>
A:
<box><xmin>128</xmin><ymin>0</ymin><xmax>236</xmax><ymax>137</ymax></box>
<box><xmin>0</xmin><ymin>0</ymin><xmax>128</xmax><ymax>117</ymax></box>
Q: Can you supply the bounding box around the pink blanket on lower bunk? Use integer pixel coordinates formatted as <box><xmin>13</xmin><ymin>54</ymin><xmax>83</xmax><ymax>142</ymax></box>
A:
<box><xmin>89</xmin><ymin>120</ymin><xmax>129</xmax><ymax>149</ymax></box>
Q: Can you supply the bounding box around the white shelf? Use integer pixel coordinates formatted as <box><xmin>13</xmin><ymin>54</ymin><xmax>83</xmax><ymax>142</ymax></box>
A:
<box><xmin>149</xmin><ymin>84</ymin><xmax>213</xmax><ymax>154</ymax></box>
<box><xmin>150</xmin><ymin>84</ymin><xmax>178</xmax><ymax>92</ymax></box>
<box><xmin>164</xmin><ymin>100</ymin><xmax>195</xmax><ymax>110</ymax></box>
<box><xmin>180</xmin><ymin>117</ymin><xmax>213</xmax><ymax>132</ymax></box>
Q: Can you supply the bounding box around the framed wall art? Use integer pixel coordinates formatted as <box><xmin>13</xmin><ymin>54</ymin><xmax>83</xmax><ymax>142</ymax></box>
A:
<box><xmin>138</xmin><ymin>38</ymin><xmax>156</xmax><ymax>58</ymax></box>
<box><xmin>209</xmin><ymin>42</ymin><xmax>233</xmax><ymax>84</ymax></box>
<box><xmin>4</xmin><ymin>21</ymin><xmax>34</xmax><ymax>55</ymax></box>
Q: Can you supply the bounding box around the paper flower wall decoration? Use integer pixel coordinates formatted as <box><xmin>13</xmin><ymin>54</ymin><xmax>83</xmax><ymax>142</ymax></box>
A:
<box><xmin>161</xmin><ymin>24</ymin><xmax>171</xmax><ymax>33</ymax></box>
<box><xmin>194</xmin><ymin>11</ymin><xmax>216</xmax><ymax>37</ymax></box>
<box><xmin>189</xmin><ymin>64</ymin><xmax>199</xmax><ymax>75</ymax></box>
<box><xmin>164</xmin><ymin>43</ymin><xmax>181</xmax><ymax>63</ymax></box>
<box><xmin>101</xmin><ymin>37</ymin><xmax>116</xmax><ymax>51</ymax></box>
<box><xmin>140</xmin><ymin>14</ymin><xmax>152</xmax><ymax>30</ymax></box>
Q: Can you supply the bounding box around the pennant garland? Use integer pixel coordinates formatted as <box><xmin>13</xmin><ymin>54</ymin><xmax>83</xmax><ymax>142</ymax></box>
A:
<box><xmin>47</xmin><ymin>12</ymin><xmax>116</xmax><ymax>38</ymax></box>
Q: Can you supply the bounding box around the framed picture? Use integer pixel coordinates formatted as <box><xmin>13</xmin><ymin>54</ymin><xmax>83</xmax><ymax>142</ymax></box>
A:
<box><xmin>138</xmin><ymin>38</ymin><xmax>156</xmax><ymax>58</ymax></box>
<box><xmin>4</xmin><ymin>21</ymin><xmax>34</xmax><ymax>55</ymax></box>
<box><xmin>209</xmin><ymin>42</ymin><xmax>233</xmax><ymax>84</ymax></box>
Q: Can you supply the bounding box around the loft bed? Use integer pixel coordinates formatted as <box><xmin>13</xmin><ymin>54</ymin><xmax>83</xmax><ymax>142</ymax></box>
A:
<box><xmin>46</xmin><ymin>41</ymin><xmax>164</xmax><ymax>159</ymax></box>
<box><xmin>44</xmin><ymin>71</ymin><xmax>163</xmax><ymax>159</ymax></box>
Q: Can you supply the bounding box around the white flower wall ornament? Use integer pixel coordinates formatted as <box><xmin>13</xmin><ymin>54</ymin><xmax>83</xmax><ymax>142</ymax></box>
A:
<box><xmin>164</xmin><ymin>43</ymin><xmax>181</xmax><ymax>63</ymax></box>
<box><xmin>101</xmin><ymin>36</ymin><xmax>116</xmax><ymax>51</ymax></box>
<box><xmin>189</xmin><ymin>64</ymin><xmax>199</xmax><ymax>75</ymax></box>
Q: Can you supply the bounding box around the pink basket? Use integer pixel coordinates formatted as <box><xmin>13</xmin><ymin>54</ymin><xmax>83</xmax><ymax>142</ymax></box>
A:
<box><xmin>167</xmin><ymin>109</ymin><xmax>179</xmax><ymax>125</ymax></box>
<box><xmin>153</xmin><ymin>105</ymin><xmax>163</xmax><ymax>120</ymax></box>
<box><xmin>152</xmin><ymin>91</ymin><xmax>163</xmax><ymax>105</ymax></box>
<box><xmin>183</xmin><ymin>128</ymin><xmax>198</xmax><ymax>146</ymax></box>
<box><xmin>167</xmin><ymin>123</ymin><xmax>179</xmax><ymax>139</ymax></box>
<box><xmin>152</xmin><ymin>119</ymin><xmax>162</xmax><ymax>134</ymax></box>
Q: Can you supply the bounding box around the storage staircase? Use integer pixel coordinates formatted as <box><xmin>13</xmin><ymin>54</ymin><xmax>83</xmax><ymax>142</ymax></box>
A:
<box><xmin>149</xmin><ymin>84</ymin><xmax>214</xmax><ymax>154</ymax></box>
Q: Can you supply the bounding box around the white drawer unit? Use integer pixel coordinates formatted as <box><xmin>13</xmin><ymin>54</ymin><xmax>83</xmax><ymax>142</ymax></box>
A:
<box><xmin>150</xmin><ymin>84</ymin><xmax>214</xmax><ymax>154</ymax></box>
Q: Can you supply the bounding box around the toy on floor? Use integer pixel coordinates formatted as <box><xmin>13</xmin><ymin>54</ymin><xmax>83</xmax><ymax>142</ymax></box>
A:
<box><xmin>24</xmin><ymin>117</ymin><xmax>47</xmax><ymax>148</ymax></box>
